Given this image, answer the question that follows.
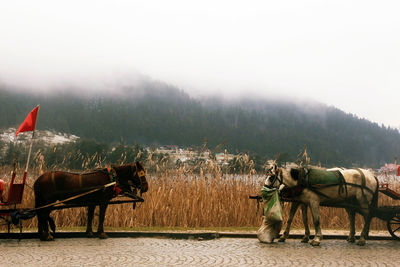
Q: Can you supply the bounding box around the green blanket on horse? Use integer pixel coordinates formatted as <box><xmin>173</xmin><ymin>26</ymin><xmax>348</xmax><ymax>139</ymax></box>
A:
<box><xmin>302</xmin><ymin>168</ymin><xmax>344</xmax><ymax>188</ymax></box>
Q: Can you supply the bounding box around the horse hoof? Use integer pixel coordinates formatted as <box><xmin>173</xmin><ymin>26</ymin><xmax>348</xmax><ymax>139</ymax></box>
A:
<box><xmin>310</xmin><ymin>240</ymin><xmax>320</xmax><ymax>246</ymax></box>
<box><xmin>40</xmin><ymin>234</ymin><xmax>54</xmax><ymax>241</ymax></box>
<box><xmin>356</xmin><ymin>240</ymin><xmax>366</xmax><ymax>246</ymax></box>
<box><xmin>98</xmin><ymin>232</ymin><xmax>108</xmax><ymax>239</ymax></box>
<box><xmin>347</xmin><ymin>237</ymin><xmax>356</xmax><ymax>243</ymax></box>
<box><xmin>86</xmin><ymin>232</ymin><xmax>95</xmax><ymax>238</ymax></box>
<box><xmin>278</xmin><ymin>237</ymin><xmax>286</xmax><ymax>242</ymax></box>
<box><xmin>301</xmin><ymin>237</ymin><xmax>309</xmax><ymax>243</ymax></box>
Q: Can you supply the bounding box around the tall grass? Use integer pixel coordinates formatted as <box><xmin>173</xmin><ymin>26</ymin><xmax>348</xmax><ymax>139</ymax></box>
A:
<box><xmin>1</xmin><ymin>156</ymin><xmax>399</xmax><ymax>232</ymax></box>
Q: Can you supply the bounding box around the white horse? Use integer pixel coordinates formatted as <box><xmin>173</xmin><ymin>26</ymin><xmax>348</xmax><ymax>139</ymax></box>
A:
<box><xmin>277</xmin><ymin>167</ymin><xmax>345</xmax><ymax>243</ymax></box>
<box><xmin>263</xmin><ymin>161</ymin><xmax>378</xmax><ymax>246</ymax></box>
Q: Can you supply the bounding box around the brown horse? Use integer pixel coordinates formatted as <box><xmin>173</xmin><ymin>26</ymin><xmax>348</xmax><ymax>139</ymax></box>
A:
<box><xmin>34</xmin><ymin>162</ymin><xmax>148</xmax><ymax>241</ymax></box>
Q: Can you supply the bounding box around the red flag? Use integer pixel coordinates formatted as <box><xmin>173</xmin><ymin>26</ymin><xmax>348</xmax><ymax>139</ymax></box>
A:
<box><xmin>15</xmin><ymin>105</ymin><xmax>40</xmax><ymax>137</ymax></box>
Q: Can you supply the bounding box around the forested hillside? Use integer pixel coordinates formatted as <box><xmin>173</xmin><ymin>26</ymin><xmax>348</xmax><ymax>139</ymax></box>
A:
<box><xmin>1</xmin><ymin>82</ymin><xmax>399</xmax><ymax>168</ymax></box>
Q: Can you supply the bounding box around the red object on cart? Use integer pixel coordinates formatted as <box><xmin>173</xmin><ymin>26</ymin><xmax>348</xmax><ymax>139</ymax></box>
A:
<box><xmin>397</xmin><ymin>165</ymin><xmax>400</xmax><ymax>176</ymax></box>
<box><xmin>379</xmin><ymin>183</ymin><xmax>400</xmax><ymax>200</ymax></box>
<box><xmin>0</xmin><ymin>179</ymin><xmax>4</xmax><ymax>203</ymax></box>
<box><xmin>0</xmin><ymin>171</ymin><xmax>26</xmax><ymax>206</ymax></box>
<box><xmin>0</xmin><ymin>171</ymin><xmax>27</xmax><ymax>235</ymax></box>
<box><xmin>0</xmin><ymin>179</ymin><xmax>4</xmax><ymax>191</ymax></box>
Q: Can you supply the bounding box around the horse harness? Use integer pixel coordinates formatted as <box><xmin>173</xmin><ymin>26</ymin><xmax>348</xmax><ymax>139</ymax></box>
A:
<box><xmin>107</xmin><ymin>165</ymin><xmax>147</xmax><ymax>196</ymax></box>
<box><xmin>135</xmin><ymin>168</ymin><xmax>147</xmax><ymax>192</ymax></box>
<box><xmin>106</xmin><ymin>167</ymin><xmax>121</xmax><ymax>196</ymax></box>
<box><xmin>267</xmin><ymin>167</ymin><xmax>284</xmax><ymax>188</ymax></box>
<box><xmin>275</xmin><ymin>167</ymin><xmax>376</xmax><ymax>203</ymax></box>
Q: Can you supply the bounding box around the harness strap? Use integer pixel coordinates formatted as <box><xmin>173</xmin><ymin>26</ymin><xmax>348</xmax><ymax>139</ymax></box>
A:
<box><xmin>107</xmin><ymin>167</ymin><xmax>116</xmax><ymax>182</ymax></box>
<box><xmin>334</xmin><ymin>170</ymin><xmax>348</xmax><ymax>197</ymax></box>
<box><xmin>32</xmin><ymin>182</ymin><xmax>116</xmax><ymax>212</ymax></box>
<box><xmin>355</xmin><ymin>168</ymin><xmax>368</xmax><ymax>202</ymax></box>
<box><xmin>307</xmin><ymin>187</ymin><xmax>332</xmax><ymax>199</ymax></box>
<box><xmin>267</xmin><ymin>168</ymin><xmax>283</xmax><ymax>189</ymax></box>
<box><xmin>306</xmin><ymin>182</ymin><xmax>375</xmax><ymax>196</ymax></box>
<box><xmin>107</xmin><ymin>167</ymin><xmax>122</xmax><ymax>196</ymax></box>
<box><xmin>371</xmin><ymin>175</ymin><xmax>380</xmax><ymax>209</ymax></box>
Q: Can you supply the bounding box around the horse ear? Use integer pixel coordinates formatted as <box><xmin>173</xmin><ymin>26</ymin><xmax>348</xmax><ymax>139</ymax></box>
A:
<box><xmin>290</xmin><ymin>168</ymin><xmax>300</xmax><ymax>180</ymax></box>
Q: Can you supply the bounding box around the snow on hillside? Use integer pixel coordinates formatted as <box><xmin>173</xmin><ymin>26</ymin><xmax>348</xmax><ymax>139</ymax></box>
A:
<box><xmin>0</xmin><ymin>128</ymin><xmax>79</xmax><ymax>145</ymax></box>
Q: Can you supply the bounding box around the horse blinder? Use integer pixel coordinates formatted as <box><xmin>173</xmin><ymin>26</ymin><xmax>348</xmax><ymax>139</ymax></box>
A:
<box><xmin>130</xmin><ymin>165</ymin><xmax>148</xmax><ymax>194</ymax></box>
<box><xmin>137</xmin><ymin>170</ymin><xmax>148</xmax><ymax>193</ymax></box>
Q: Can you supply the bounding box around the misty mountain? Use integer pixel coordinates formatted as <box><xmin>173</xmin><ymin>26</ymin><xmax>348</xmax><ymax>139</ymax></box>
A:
<box><xmin>1</xmin><ymin>82</ymin><xmax>399</xmax><ymax>168</ymax></box>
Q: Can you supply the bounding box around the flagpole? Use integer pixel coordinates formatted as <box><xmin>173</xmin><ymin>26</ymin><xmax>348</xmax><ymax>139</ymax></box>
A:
<box><xmin>24</xmin><ymin>130</ymin><xmax>35</xmax><ymax>173</ymax></box>
<box><xmin>11</xmin><ymin>137</ymin><xmax>17</xmax><ymax>182</ymax></box>
<box><xmin>23</xmin><ymin>105</ymin><xmax>40</xmax><ymax>182</ymax></box>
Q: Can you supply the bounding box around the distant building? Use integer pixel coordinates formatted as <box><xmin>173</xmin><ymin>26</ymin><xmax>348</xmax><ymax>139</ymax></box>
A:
<box><xmin>378</xmin><ymin>163</ymin><xmax>400</xmax><ymax>183</ymax></box>
<box><xmin>153</xmin><ymin>145</ymin><xmax>234</xmax><ymax>165</ymax></box>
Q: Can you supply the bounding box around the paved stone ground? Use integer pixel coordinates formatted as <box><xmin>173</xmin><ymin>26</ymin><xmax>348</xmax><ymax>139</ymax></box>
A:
<box><xmin>1</xmin><ymin>237</ymin><xmax>400</xmax><ymax>267</ymax></box>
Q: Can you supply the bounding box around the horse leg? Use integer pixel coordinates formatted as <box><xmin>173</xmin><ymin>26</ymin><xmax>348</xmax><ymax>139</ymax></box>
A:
<box><xmin>300</xmin><ymin>204</ymin><xmax>310</xmax><ymax>243</ymax></box>
<box><xmin>345</xmin><ymin>208</ymin><xmax>356</xmax><ymax>243</ymax></box>
<box><xmin>35</xmin><ymin>197</ymin><xmax>46</xmax><ymax>240</ymax></box>
<box><xmin>86</xmin><ymin>205</ymin><xmax>95</xmax><ymax>238</ymax></box>
<box><xmin>37</xmin><ymin>212</ymin><xmax>44</xmax><ymax>240</ymax></box>
<box><xmin>97</xmin><ymin>203</ymin><xmax>109</xmax><ymax>239</ymax></box>
<box><xmin>44</xmin><ymin>210</ymin><xmax>56</xmax><ymax>234</ymax></box>
<box><xmin>309</xmin><ymin>200</ymin><xmax>322</xmax><ymax>246</ymax></box>
<box><xmin>39</xmin><ymin>210</ymin><xmax>54</xmax><ymax>241</ymax></box>
<box><xmin>44</xmin><ymin>210</ymin><xmax>54</xmax><ymax>240</ymax></box>
<box><xmin>279</xmin><ymin>202</ymin><xmax>300</xmax><ymax>242</ymax></box>
<box><xmin>357</xmin><ymin>204</ymin><xmax>372</xmax><ymax>246</ymax></box>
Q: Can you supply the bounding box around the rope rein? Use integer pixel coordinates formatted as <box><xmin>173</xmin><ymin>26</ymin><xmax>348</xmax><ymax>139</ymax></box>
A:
<box><xmin>30</xmin><ymin>182</ymin><xmax>116</xmax><ymax>212</ymax></box>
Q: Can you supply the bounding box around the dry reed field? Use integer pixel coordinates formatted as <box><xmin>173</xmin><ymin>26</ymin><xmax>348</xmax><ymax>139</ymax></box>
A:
<box><xmin>1</xmin><ymin>159</ymin><xmax>400</xmax><ymax>233</ymax></box>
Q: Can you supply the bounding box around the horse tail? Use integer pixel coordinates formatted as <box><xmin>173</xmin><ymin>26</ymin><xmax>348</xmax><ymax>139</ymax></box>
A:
<box><xmin>33</xmin><ymin>177</ymin><xmax>42</xmax><ymax>208</ymax></box>
<box><xmin>34</xmin><ymin>175</ymin><xmax>46</xmax><ymax>209</ymax></box>
<box><xmin>364</xmin><ymin>175</ymin><xmax>380</xmax><ymax>239</ymax></box>
<box><xmin>371</xmin><ymin>175</ymin><xmax>379</xmax><ymax>209</ymax></box>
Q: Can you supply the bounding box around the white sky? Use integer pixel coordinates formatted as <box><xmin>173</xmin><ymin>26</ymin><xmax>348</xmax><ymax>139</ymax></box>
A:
<box><xmin>1</xmin><ymin>1</ymin><xmax>399</xmax><ymax>127</ymax></box>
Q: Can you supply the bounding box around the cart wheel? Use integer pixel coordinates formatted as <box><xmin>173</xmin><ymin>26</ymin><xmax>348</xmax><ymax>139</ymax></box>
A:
<box><xmin>387</xmin><ymin>215</ymin><xmax>400</xmax><ymax>240</ymax></box>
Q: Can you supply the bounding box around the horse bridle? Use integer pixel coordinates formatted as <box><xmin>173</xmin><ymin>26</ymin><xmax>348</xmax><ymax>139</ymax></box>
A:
<box><xmin>266</xmin><ymin>166</ymin><xmax>284</xmax><ymax>189</ymax></box>
<box><xmin>131</xmin><ymin>165</ymin><xmax>147</xmax><ymax>192</ymax></box>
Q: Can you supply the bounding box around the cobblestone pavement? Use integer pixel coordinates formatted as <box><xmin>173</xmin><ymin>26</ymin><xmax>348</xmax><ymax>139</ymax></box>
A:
<box><xmin>1</xmin><ymin>237</ymin><xmax>400</xmax><ymax>267</ymax></box>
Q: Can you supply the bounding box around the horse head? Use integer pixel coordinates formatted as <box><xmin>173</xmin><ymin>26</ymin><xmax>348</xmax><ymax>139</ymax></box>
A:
<box><xmin>264</xmin><ymin>160</ymin><xmax>300</xmax><ymax>189</ymax></box>
<box><xmin>264</xmin><ymin>160</ymin><xmax>283</xmax><ymax>188</ymax></box>
<box><xmin>133</xmin><ymin>161</ymin><xmax>148</xmax><ymax>193</ymax></box>
<box><xmin>113</xmin><ymin>162</ymin><xmax>148</xmax><ymax>195</ymax></box>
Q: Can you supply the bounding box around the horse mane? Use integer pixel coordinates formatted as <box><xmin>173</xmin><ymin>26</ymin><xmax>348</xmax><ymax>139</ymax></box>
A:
<box><xmin>52</xmin><ymin>162</ymin><xmax>142</xmax><ymax>177</ymax></box>
<box><xmin>112</xmin><ymin>162</ymin><xmax>143</xmax><ymax>170</ymax></box>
